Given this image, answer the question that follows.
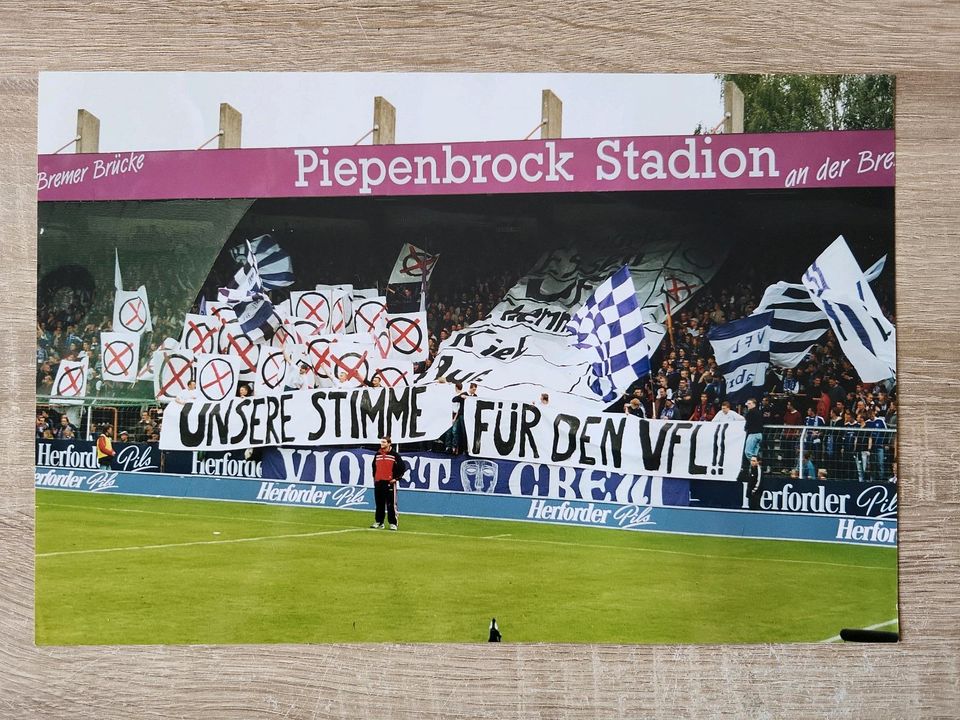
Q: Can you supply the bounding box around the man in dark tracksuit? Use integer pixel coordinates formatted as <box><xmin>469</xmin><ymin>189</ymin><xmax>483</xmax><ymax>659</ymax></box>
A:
<box><xmin>370</xmin><ymin>436</ymin><xmax>404</xmax><ymax>530</ymax></box>
<box><xmin>745</xmin><ymin>455</ymin><xmax>764</xmax><ymax>510</ymax></box>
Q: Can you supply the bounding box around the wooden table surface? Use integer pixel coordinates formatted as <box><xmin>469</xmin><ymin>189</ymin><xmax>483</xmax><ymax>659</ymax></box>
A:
<box><xmin>1</xmin><ymin>3</ymin><xmax>958</xmax><ymax>717</ymax></box>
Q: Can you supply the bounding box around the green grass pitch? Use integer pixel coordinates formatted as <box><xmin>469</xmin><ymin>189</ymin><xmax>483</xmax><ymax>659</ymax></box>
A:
<box><xmin>35</xmin><ymin>489</ymin><xmax>898</xmax><ymax>644</ymax></box>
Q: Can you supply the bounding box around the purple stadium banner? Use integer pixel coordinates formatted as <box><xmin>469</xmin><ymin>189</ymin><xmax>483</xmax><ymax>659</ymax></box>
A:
<box><xmin>37</xmin><ymin>130</ymin><xmax>894</xmax><ymax>202</ymax></box>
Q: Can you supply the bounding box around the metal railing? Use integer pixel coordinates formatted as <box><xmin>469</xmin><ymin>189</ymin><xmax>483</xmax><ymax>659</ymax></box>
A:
<box><xmin>758</xmin><ymin>424</ymin><xmax>897</xmax><ymax>483</ymax></box>
<box><xmin>36</xmin><ymin>395</ymin><xmax>163</xmax><ymax>442</ymax></box>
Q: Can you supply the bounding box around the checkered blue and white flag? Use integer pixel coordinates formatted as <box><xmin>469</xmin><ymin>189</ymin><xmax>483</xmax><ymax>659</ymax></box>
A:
<box><xmin>565</xmin><ymin>265</ymin><xmax>651</xmax><ymax>401</ymax></box>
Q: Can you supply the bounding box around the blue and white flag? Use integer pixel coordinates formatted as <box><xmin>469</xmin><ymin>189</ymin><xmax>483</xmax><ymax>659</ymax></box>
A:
<box><xmin>863</xmin><ymin>254</ymin><xmax>886</xmax><ymax>283</ymax></box>
<box><xmin>219</xmin><ymin>241</ymin><xmax>264</xmax><ymax>304</ymax></box>
<box><xmin>234</xmin><ymin>297</ymin><xmax>282</xmax><ymax>345</ymax></box>
<box><xmin>753</xmin><ymin>250</ymin><xmax>887</xmax><ymax>369</ymax></box>
<box><xmin>802</xmin><ymin>236</ymin><xmax>895</xmax><ymax>382</ymax></box>
<box><xmin>229</xmin><ymin>234</ymin><xmax>294</xmax><ymax>289</ymax></box>
<box><xmin>752</xmin><ymin>282</ymin><xmax>830</xmax><ymax>368</ymax></box>
<box><xmin>707</xmin><ymin>311</ymin><xmax>774</xmax><ymax>405</ymax></box>
<box><xmin>566</xmin><ymin>265</ymin><xmax>651</xmax><ymax>402</ymax></box>
<box><xmin>218</xmin><ymin>242</ymin><xmax>281</xmax><ymax>344</ymax></box>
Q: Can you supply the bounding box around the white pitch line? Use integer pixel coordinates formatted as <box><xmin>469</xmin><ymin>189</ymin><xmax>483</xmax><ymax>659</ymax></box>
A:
<box><xmin>819</xmin><ymin>618</ymin><xmax>899</xmax><ymax>643</ymax></box>
<box><xmin>393</xmin><ymin>529</ymin><xmax>896</xmax><ymax>572</ymax></box>
<box><xmin>39</xmin><ymin>500</ymin><xmax>335</xmax><ymax>529</ymax></box>
<box><xmin>37</xmin><ymin>527</ymin><xmax>364</xmax><ymax>558</ymax></box>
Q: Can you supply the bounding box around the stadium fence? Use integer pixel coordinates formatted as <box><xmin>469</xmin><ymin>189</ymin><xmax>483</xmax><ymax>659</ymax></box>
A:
<box><xmin>759</xmin><ymin>424</ymin><xmax>897</xmax><ymax>483</ymax></box>
<box><xmin>37</xmin><ymin>395</ymin><xmax>162</xmax><ymax>443</ymax></box>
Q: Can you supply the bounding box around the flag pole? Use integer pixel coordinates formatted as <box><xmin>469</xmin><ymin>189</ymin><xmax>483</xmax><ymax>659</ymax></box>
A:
<box><xmin>664</xmin><ymin>286</ymin><xmax>675</xmax><ymax>348</ymax></box>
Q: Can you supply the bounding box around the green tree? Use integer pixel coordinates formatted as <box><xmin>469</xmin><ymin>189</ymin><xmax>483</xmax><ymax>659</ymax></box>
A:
<box><xmin>719</xmin><ymin>74</ymin><xmax>894</xmax><ymax>132</ymax></box>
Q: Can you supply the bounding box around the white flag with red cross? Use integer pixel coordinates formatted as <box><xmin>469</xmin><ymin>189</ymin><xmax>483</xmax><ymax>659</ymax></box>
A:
<box><xmin>316</xmin><ymin>284</ymin><xmax>354</xmax><ymax>335</ymax></box>
<box><xmin>304</xmin><ymin>336</ymin><xmax>373</xmax><ymax>384</ymax></box>
<box><xmin>387</xmin><ymin>311</ymin><xmax>429</xmax><ymax>361</ymax></box>
<box><xmin>112</xmin><ymin>251</ymin><xmax>153</xmax><ymax>334</ymax></box>
<box><xmin>389</xmin><ymin>243</ymin><xmax>439</xmax><ymax>286</ymax></box>
<box><xmin>205</xmin><ymin>301</ymin><xmax>238</xmax><ymax>327</ymax></box>
<box><xmin>290</xmin><ymin>290</ymin><xmax>331</xmax><ymax>331</ymax></box>
<box><xmin>154</xmin><ymin>349</ymin><xmax>195</xmax><ymax>404</ymax></box>
<box><xmin>180</xmin><ymin>314</ymin><xmax>220</xmax><ymax>355</ymax></box>
<box><xmin>100</xmin><ymin>331</ymin><xmax>140</xmax><ymax>384</ymax></box>
<box><xmin>254</xmin><ymin>346</ymin><xmax>291</xmax><ymax>395</ymax></box>
<box><xmin>52</xmin><ymin>357</ymin><xmax>88</xmax><ymax>402</ymax></box>
<box><xmin>354</xmin><ymin>295</ymin><xmax>388</xmax><ymax>335</ymax></box>
<box><xmin>218</xmin><ymin>322</ymin><xmax>261</xmax><ymax>375</ymax></box>
<box><xmin>113</xmin><ymin>287</ymin><xmax>153</xmax><ymax>335</ymax></box>
<box><xmin>368</xmin><ymin>358</ymin><xmax>415</xmax><ymax>388</ymax></box>
<box><xmin>193</xmin><ymin>354</ymin><xmax>243</xmax><ymax>402</ymax></box>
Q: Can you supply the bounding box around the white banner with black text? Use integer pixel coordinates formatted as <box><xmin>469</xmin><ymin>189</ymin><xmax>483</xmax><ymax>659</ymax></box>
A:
<box><xmin>461</xmin><ymin>396</ymin><xmax>746</xmax><ymax>480</ymax></box>
<box><xmin>159</xmin><ymin>384</ymin><xmax>452</xmax><ymax>451</ymax></box>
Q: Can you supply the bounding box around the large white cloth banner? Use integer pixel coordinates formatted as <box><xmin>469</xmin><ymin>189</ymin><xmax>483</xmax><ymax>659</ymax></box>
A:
<box><xmin>52</xmin><ymin>358</ymin><xmax>88</xmax><ymax>402</ymax></box>
<box><xmin>802</xmin><ymin>236</ymin><xmax>896</xmax><ymax>382</ymax></box>
<box><xmin>490</xmin><ymin>238</ymin><xmax>724</xmax><ymax>345</ymax></box>
<box><xmin>425</xmin><ymin>321</ymin><xmax>607</xmax><ymax>410</ymax></box>
<box><xmin>461</xmin><ymin>397</ymin><xmax>746</xmax><ymax>480</ymax></box>
<box><xmin>431</xmin><ymin>237</ymin><xmax>725</xmax><ymax>404</ymax></box>
<box><xmin>113</xmin><ymin>287</ymin><xmax>153</xmax><ymax>334</ymax></box>
<box><xmin>99</xmin><ymin>331</ymin><xmax>140</xmax><ymax>384</ymax></box>
<box><xmin>159</xmin><ymin>385</ymin><xmax>452</xmax><ymax>451</ymax></box>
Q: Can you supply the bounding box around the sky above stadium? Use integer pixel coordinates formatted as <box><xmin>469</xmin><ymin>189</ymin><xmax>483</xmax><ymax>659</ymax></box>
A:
<box><xmin>38</xmin><ymin>73</ymin><xmax>724</xmax><ymax>154</ymax></box>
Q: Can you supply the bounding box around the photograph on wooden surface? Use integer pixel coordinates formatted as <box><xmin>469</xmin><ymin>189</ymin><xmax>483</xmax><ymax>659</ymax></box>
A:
<box><xmin>35</xmin><ymin>72</ymin><xmax>898</xmax><ymax>644</ymax></box>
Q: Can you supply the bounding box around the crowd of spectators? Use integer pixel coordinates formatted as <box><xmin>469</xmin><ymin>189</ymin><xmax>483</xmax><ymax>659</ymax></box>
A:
<box><xmin>37</xmin><ymin>220</ymin><xmax>896</xmax><ymax>486</ymax></box>
<box><xmin>37</xmin><ymin>256</ymin><xmax>197</xmax><ymax>401</ymax></box>
<box><xmin>612</xmin><ymin>262</ymin><xmax>897</xmax><ymax>482</ymax></box>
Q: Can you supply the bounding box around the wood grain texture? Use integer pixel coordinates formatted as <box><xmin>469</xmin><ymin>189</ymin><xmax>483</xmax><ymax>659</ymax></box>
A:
<box><xmin>2</xmin><ymin>3</ymin><xmax>959</xmax><ymax>717</ymax></box>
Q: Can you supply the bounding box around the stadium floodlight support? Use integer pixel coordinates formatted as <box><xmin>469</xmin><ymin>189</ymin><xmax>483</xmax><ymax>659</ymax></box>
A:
<box><xmin>76</xmin><ymin>109</ymin><xmax>100</xmax><ymax>153</ymax></box>
<box><xmin>218</xmin><ymin>103</ymin><xmax>242</xmax><ymax>149</ymax></box>
<box><xmin>372</xmin><ymin>96</ymin><xmax>396</xmax><ymax>145</ymax></box>
<box><xmin>723</xmin><ymin>81</ymin><xmax>745</xmax><ymax>134</ymax></box>
<box><xmin>198</xmin><ymin>103</ymin><xmax>242</xmax><ymax>150</ymax></box>
<box><xmin>541</xmin><ymin>89</ymin><xmax>563</xmax><ymax>139</ymax></box>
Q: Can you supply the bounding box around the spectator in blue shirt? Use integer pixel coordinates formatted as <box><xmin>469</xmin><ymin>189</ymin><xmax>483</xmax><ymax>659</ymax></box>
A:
<box><xmin>783</xmin><ymin>368</ymin><xmax>802</xmax><ymax>396</ymax></box>
<box><xmin>865</xmin><ymin>407</ymin><xmax>889</xmax><ymax>481</ymax></box>
<box><xmin>803</xmin><ymin>406</ymin><xmax>826</xmax><ymax>463</ymax></box>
